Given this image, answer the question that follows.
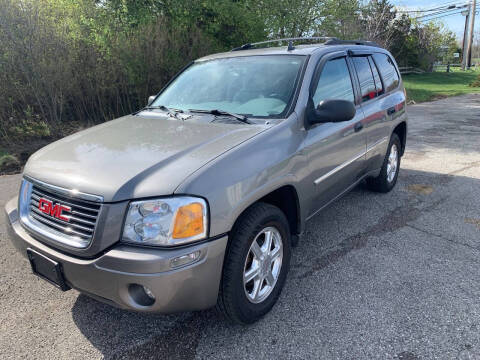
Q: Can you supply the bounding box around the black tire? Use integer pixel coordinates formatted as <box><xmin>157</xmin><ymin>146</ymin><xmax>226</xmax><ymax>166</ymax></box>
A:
<box><xmin>366</xmin><ymin>133</ymin><xmax>401</xmax><ymax>193</ymax></box>
<box><xmin>217</xmin><ymin>202</ymin><xmax>292</xmax><ymax>324</ymax></box>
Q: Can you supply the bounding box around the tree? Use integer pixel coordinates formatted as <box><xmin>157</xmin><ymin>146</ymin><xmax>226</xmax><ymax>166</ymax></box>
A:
<box><xmin>256</xmin><ymin>0</ymin><xmax>323</xmax><ymax>38</ymax></box>
<box><xmin>315</xmin><ymin>0</ymin><xmax>363</xmax><ymax>39</ymax></box>
<box><xmin>360</xmin><ymin>0</ymin><xmax>396</xmax><ymax>48</ymax></box>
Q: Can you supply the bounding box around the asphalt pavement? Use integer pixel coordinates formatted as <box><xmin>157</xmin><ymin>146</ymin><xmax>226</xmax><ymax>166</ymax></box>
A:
<box><xmin>1</xmin><ymin>94</ymin><xmax>480</xmax><ymax>359</ymax></box>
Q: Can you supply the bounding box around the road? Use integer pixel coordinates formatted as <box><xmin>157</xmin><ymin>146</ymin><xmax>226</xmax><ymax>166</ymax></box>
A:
<box><xmin>1</xmin><ymin>94</ymin><xmax>480</xmax><ymax>359</ymax></box>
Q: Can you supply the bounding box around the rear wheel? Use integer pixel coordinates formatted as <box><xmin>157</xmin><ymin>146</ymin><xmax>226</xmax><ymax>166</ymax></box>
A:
<box><xmin>217</xmin><ymin>203</ymin><xmax>291</xmax><ymax>324</ymax></box>
<box><xmin>367</xmin><ymin>133</ymin><xmax>401</xmax><ymax>193</ymax></box>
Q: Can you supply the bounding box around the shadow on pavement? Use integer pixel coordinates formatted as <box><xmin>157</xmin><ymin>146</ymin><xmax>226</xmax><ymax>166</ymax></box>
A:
<box><xmin>71</xmin><ymin>294</ymin><xmax>219</xmax><ymax>360</ymax></box>
<box><xmin>71</xmin><ymin>167</ymin><xmax>480</xmax><ymax>359</ymax></box>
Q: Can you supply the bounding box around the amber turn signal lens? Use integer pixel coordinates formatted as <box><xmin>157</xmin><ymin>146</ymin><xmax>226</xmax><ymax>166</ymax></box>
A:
<box><xmin>172</xmin><ymin>202</ymin><xmax>204</xmax><ymax>239</ymax></box>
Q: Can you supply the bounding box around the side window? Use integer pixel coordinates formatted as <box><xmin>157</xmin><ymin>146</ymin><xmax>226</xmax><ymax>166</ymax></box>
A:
<box><xmin>352</xmin><ymin>56</ymin><xmax>377</xmax><ymax>102</ymax></box>
<box><xmin>312</xmin><ymin>57</ymin><xmax>354</xmax><ymax>106</ymax></box>
<box><xmin>372</xmin><ymin>53</ymin><xmax>400</xmax><ymax>92</ymax></box>
<box><xmin>368</xmin><ymin>56</ymin><xmax>383</xmax><ymax>95</ymax></box>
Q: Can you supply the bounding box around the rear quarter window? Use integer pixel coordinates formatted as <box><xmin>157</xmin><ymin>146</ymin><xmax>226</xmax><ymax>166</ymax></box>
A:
<box><xmin>368</xmin><ymin>57</ymin><xmax>383</xmax><ymax>95</ymax></box>
<box><xmin>372</xmin><ymin>53</ymin><xmax>400</xmax><ymax>92</ymax></box>
<box><xmin>352</xmin><ymin>56</ymin><xmax>377</xmax><ymax>103</ymax></box>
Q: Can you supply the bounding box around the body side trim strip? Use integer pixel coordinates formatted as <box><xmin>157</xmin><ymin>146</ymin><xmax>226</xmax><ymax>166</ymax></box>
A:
<box><xmin>366</xmin><ymin>136</ymin><xmax>388</xmax><ymax>153</ymax></box>
<box><xmin>308</xmin><ymin>168</ymin><xmax>381</xmax><ymax>221</ymax></box>
<box><xmin>314</xmin><ymin>136</ymin><xmax>388</xmax><ymax>185</ymax></box>
<box><xmin>314</xmin><ymin>151</ymin><xmax>365</xmax><ymax>185</ymax></box>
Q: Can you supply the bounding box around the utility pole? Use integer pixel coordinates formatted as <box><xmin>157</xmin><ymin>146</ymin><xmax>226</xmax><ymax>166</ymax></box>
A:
<box><xmin>467</xmin><ymin>0</ymin><xmax>477</xmax><ymax>68</ymax></box>
<box><xmin>462</xmin><ymin>6</ymin><xmax>470</xmax><ymax>69</ymax></box>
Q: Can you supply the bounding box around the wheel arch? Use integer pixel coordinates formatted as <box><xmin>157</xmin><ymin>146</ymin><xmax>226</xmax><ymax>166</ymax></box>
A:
<box><xmin>231</xmin><ymin>184</ymin><xmax>302</xmax><ymax>240</ymax></box>
<box><xmin>392</xmin><ymin>121</ymin><xmax>407</xmax><ymax>156</ymax></box>
<box><xmin>257</xmin><ymin>185</ymin><xmax>301</xmax><ymax>237</ymax></box>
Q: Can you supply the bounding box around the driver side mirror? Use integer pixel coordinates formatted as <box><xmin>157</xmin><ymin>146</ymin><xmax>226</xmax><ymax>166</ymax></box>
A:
<box><xmin>307</xmin><ymin>99</ymin><xmax>356</xmax><ymax>126</ymax></box>
<box><xmin>147</xmin><ymin>95</ymin><xmax>156</xmax><ymax>106</ymax></box>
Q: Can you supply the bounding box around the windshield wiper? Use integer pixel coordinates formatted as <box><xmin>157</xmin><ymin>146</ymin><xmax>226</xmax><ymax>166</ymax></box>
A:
<box><xmin>188</xmin><ymin>109</ymin><xmax>251</xmax><ymax>124</ymax></box>
<box><xmin>140</xmin><ymin>105</ymin><xmax>183</xmax><ymax>118</ymax></box>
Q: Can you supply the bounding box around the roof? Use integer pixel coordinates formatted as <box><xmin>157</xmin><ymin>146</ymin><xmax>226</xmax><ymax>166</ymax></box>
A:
<box><xmin>196</xmin><ymin>43</ymin><xmax>385</xmax><ymax>62</ymax></box>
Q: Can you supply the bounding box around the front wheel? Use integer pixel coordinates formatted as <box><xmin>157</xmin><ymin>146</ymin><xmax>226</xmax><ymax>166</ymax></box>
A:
<box><xmin>217</xmin><ymin>203</ymin><xmax>291</xmax><ymax>324</ymax></box>
<box><xmin>366</xmin><ymin>133</ymin><xmax>401</xmax><ymax>193</ymax></box>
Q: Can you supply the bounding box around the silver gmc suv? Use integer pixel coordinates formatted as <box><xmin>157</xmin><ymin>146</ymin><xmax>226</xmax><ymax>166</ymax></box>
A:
<box><xmin>5</xmin><ymin>38</ymin><xmax>407</xmax><ymax>324</ymax></box>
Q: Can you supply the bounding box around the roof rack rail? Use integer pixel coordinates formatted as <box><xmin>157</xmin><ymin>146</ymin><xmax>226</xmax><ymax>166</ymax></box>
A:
<box><xmin>323</xmin><ymin>39</ymin><xmax>380</xmax><ymax>47</ymax></box>
<box><xmin>231</xmin><ymin>37</ymin><xmax>337</xmax><ymax>51</ymax></box>
<box><xmin>231</xmin><ymin>37</ymin><xmax>380</xmax><ymax>51</ymax></box>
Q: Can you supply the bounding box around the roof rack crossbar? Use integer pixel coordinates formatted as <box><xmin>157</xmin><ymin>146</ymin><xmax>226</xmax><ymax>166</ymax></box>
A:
<box><xmin>231</xmin><ymin>37</ymin><xmax>380</xmax><ymax>51</ymax></box>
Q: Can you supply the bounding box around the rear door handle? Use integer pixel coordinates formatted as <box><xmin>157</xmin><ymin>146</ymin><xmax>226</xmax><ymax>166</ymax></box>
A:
<box><xmin>387</xmin><ymin>106</ymin><xmax>396</xmax><ymax>115</ymax></box>
<box><xmin>354</xmin><ymin>122</ymin><xmax>363</xmax><ymax>132</ymax></box>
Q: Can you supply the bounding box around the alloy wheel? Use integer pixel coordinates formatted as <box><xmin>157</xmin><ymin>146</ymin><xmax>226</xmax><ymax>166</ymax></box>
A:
<box><xmin>243</xmin><ymin>226</ymin><xmax>284</xmax><ymax>304</ymax></box>
<box><xmin>387</xmin><ymin>144</ymin><xmax>398</xmax><ymax>183</ymax></box>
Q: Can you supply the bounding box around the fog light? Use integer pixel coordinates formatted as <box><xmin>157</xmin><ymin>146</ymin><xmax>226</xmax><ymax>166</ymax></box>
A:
<box><xmin>128</xmin><ymin>284</ymin><xmax>155</xmax><ymax>306</ymax></box>
<box><xmin>143</xmin><ymin>286</ymin><xmax>155</xmax><ymax>300</ymax></box>
<box><xmin>170</xmin><ymin>251</ymin><xmax>201</xmax><ymax>269</ymax></box>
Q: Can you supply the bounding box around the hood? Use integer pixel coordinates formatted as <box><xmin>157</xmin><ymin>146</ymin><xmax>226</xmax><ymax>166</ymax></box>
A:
<box><xmin>24</xmin><ymin>114</ymin><xmax>266</xmax><ymax>202</ymax></box>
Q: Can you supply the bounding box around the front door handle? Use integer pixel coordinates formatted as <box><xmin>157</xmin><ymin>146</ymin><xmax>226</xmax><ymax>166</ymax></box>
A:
<box><xmin>387</xmin><ymin>106</ymin><xmax>396</xmax><ymax>115</ymax></box>
<box><xmin>354</xmin><ymin>122</ymin><xmax>363</xmax><ymax>132</ymax></box>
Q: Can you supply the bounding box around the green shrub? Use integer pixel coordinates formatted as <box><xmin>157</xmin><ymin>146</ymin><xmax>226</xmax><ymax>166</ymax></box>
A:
<box><xmin>11</xmin><ymin>118</ymin><xmax>51</xmax><ymax>139</ymax></box>
<box><xmin>0</xmin><ymin>154</ymin><xmax>20</xmax><ymax>173</ymax></box>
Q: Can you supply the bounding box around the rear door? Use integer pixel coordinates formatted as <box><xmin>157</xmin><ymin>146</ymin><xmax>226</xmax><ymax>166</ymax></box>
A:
<box><xmin>365</xmin><ymin>53</ymin><xmax>405</xmax><ymax>171</ymax></box>
<box><xmin>350</xmin><ymin>54</ymin><xmax>390</xmax><ymax>173</ymax></box>
<box><xmin>303</xmin><ymin>52</ymin><xmax>367</xmax><ymax>216</ymax></box>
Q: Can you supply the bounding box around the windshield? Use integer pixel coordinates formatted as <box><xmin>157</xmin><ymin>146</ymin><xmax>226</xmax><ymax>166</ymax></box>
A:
<box><xmin>151</xmin><ymin>55</ymin><xmax>306</xmax><ymax>118</ymax></box>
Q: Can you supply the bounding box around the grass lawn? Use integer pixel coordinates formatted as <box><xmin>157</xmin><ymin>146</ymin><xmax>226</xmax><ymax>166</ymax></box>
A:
<box><xmin>402</xmin><ymin>69</ymin><xmax>480</xmax><ymax>103</ymax></box>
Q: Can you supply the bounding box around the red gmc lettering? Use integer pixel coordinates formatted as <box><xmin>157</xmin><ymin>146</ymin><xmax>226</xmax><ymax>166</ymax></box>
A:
<box><xmin>38</xmin><ymin>198</ymin><xmax>71</xmax><ymax>222</ymax></box>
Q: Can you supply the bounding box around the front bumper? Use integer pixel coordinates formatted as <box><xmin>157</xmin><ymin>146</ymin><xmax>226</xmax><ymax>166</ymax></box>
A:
<box><xmin>5</xmin><ymin>197</ymin><xmax>228</xmax><ymax>313</ymax></box>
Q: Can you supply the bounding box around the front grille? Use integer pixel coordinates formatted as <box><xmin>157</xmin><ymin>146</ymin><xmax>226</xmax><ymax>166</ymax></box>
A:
<box><xmin>28</xmin><ymin>185</ymin><xmax>101</xmax><ymax>242</ymax></box>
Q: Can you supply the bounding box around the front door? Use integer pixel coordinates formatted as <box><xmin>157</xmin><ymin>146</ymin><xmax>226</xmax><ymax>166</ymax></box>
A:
<box><xmin>302</xmin><ymin>53</ymin><xmax>367</xmax><ymax>217</ymax></box>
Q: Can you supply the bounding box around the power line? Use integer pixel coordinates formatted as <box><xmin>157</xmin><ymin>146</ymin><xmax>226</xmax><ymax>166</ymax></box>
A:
<box><xmin>427</xmin><ymin>0</ymin><xmax>467</xmax><ymax>7</ymax></box>
<box><xmin>413</xmin><ymin>5</ymin><xmax>468</xmax><ymax>19</ymax></box>
<box><xmin>397</xmin><ymin>4</ymin><xmax>461</xmax><ymax>13</ymax></box>
<box><xmin>418</xmin><ymin>9</ymin><xmax>467</xmax><ymax>22</ymax></box>
<box><xmin>419</xmin><ymin>10</ymin><xmax>466</xmax><ymax>21</ymax></box>
<box><xmin>396</xmin><ymin>1</ymin><xmax>468</xmax><ymax>14</ymax></box>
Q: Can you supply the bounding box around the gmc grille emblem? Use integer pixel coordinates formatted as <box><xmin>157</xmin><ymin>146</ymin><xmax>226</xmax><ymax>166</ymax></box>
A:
<box><xmin>38</xmin><ymin>198</ymin><xmax>71</xmax><ymax>222</ymax></box>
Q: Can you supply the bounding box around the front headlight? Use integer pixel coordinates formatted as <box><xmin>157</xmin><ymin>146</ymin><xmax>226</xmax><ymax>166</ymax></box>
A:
<box><xmin>122</xmin><ymin>196</ymin><xmax>208</xmax><ymax>247</ymax></box>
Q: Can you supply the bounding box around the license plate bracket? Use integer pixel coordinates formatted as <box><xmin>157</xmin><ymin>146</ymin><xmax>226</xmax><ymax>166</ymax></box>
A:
<box><xmin>27</xmin><ymin>248</ymin><xmax>70</xmax><ymax>291</ymax></box>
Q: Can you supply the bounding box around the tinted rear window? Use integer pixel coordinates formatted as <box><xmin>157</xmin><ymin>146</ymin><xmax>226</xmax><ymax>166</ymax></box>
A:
<box><xmin>372</xmin><ymin>53</ymin><xmax>399</xmax><ymax>92</ymax></box>
<box><xmin>352</xmin><ymin>57</ymin><xmax>376</xmax><ymax>102</ymax></box>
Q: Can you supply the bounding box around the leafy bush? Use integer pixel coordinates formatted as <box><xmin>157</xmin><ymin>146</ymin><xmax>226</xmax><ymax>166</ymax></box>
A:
<box><xmin>0</xmin><ymin>154</ymin><xmax>20</xmax><ymax>174</ymax></box>
<box><xmin>11</xmin><ymin>119</ymin><xmax>51</xmax><ymax>140</ymax></box>
<box><xmin>0</xmin><ymin>0</ymin><xmax>222</xmax><ymax>159</ymax></box>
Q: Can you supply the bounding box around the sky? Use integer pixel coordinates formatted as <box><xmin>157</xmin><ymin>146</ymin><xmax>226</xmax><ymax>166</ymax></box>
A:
<box><xmin>392</xmin><ymin>0</ymin><xmax>478</xmax><ymax>38</ymax></box>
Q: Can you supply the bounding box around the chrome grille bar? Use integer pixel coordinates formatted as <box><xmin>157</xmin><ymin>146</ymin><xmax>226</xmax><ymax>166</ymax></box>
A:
<box><xmin>30</xmin><ymin>199</ymin><xmax>97</xmax><ymax>226</ymax></box>
<box><xmin>31</xmin><ymin>191</ymin><xmax>100</xmax><ymax>214</ymax></box>
<box><xmin>30</xmin><ymin>212</ymin><xmax>92</xmax><ymax>239</ymax></box>
<box><xmin>29</xmin><ymin>206</ymin><xmax>94</xmax><ymax>233</ymax></box>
